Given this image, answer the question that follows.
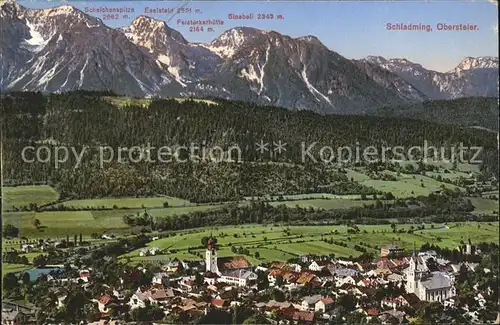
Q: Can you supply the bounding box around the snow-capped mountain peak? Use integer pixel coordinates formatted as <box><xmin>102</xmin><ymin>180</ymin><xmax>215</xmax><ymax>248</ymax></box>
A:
<box><xmin>208</xmin><ymin>27</ymin><xmax>263</xmax><ymax>58</ymax></box>
<box><xmin>125</xmin><ymin>15</ymin><xmax>187</xmax><ymax>45</ymax></box>
<box><xmin>122</xmin><ymin>14</ymin><xmax>223</xmax><ymax>88</ymax></box>
<box><xmin>451</xmin><ymin>56</ymin><xmax>499</xmax><ymax>73</ymax></box>
<box><xmin>0</xmin><ymin>0</ymin><xmax>24</xmax><ymax>16</ymax></box>
<box><xmin>363</xmin><ymin>55</ymin><xmax>499</xmax><ymax>99</ymax></box>
<box><xmin>390</xmin><ymin>58</ymin><xmax>414</xmax><ymax>65</ymax></box>
<box><xmin>1</xmin><ymin>2</ymin><xmax>177</xmax><ymax>95</ymax></box>
<box><xmin>212</xmin><ymin>27</ymin><xmax>262</xmax><ymax>44</ymax></box>
<box><xmin>37</xmin><ymin>4</ymin><xmax>99</xmax><ymax>25</ymax></box>
<box><xmin>365</xmin><ymin>56</ymin><xmax>388</xmax><ymax>65</ymax></box>
<box><xmin>130</xmin><ymin>15</ymin><xmax>167</xmax><ymax>31</ymax></box>
<box><xmin>1</xmin><ymin>2</ymin><xmax>497</xmax><ymax>114</ymax></box>
<box><xmin>45</xmin><ymin>5</ymin><xmax>78</xmax><ymax>14</ymax></box>
<box><xmin>296</xmin><ymin>35</ymin><xmax>325</xmax><ymax>47</ymax></box>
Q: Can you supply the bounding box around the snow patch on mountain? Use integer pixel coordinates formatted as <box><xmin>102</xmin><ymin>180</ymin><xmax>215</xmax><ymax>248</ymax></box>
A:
<box><xmin>86</xmin><ymin>21</ymin><xmax>100</xmax><ymax>28</ymax></box>
<box><xmin>168</xmin><ymin>66</ymin><xmax>187</xmax><ymax>87</ymax></box>
<box><xmin>24</xmin><ymin>20</ymin><xmax>48</xmax><ymax>51</ymax></box>
<box><xmin>300</xmin><ymin>64</ymin><xmax>332</xmax><ymax>105</ymax></box>
<box><xmin>363</xmin><ymin>55</ymin><xmax>499</xmax><ymax>99</ymax></box>
<box><xmin>239</xmin><ymin>45</ymin><xmax>270</xmax><ymax>95</ymax></box>
<box><xmin>79</xmin><ymin>56</ymin><xmax>89</xmax><ymax>87</ymax></box>
<box><xmin>125</xmin><ymin>66</ymin><xmax>153</xmax><ymax>96</ymax></box>
<box><xmin>207</xmin><ymin>28</ymin><xmax>260</xmax><ymax>58</ymax></box>
<box><xmin>450</xmin><ymin>56</ymin><xmax>498</xmax><ymax>74</ymax></box>
<box><xmin>258</xmin><ymin>45</ymin><xmax>270</xmax><ymax>95</ymax></box>
<box><xmin>38</xmin><ymin>63</ymin><xmax>60</xmax><ymax>87</ymax></box>
<box><xmin>240</xmin><ymin>65</ymin><xmax>259</xmax><ymax>84</ymax></box>
<box><xmin>204</xmin><ymin>44</ymin><xmax>237</xmax><ymax>58</ymax></box>
<box><xmin>157</xmin><ymin>54</ymin><xmax>170</xmax><ymax>66</ymax></box>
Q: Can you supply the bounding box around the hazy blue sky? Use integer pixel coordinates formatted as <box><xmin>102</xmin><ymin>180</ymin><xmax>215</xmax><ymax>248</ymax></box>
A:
<box><xmin>18</xmin><ymin>0</ymin><xmax>498</xmax><ymax>72</ymax></box>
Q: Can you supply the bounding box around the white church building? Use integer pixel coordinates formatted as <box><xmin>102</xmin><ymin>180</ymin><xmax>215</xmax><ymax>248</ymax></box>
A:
<box><xmin>404</xmin><ymin>253</ymin><xmax>456</xmax><ymax>302</ymax></box>
<box><xmin>205</xmin><ymin>237</ymin><xmax>220</xmax><ymax>275</ymax></box>
<box><xmin>204</xmin><ymin>237</ymin><xmax>257</xmax><ymax>287</ymax></box>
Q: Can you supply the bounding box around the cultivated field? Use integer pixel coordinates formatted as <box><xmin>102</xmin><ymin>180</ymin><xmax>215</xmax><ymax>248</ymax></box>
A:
<box><xmin>103</xmin><ymin>96</ymin><xmax>152</xmax><ymax>108</ymax></box>
<box><xmin>118</xmin><ymin>222</ymin><xmax>499</xmax><ymax>265</ymax></box>
<box><xmin>2</xmin><ymin>204</ymin><xmax>226</xmax><ymax>238</ymax></box>
<box><xmin>60</xmin><ymin>196</ymin><xmax>191</xmax><ymax>209</ymax></box>
<box><xmin>467</xmin><ymin>197</ymin><xmax>499</xmax><ymax>215</ymax></box>
<box><xmin>481</xmin><ymin>190</ymin><xmax>499</xmax><ymax>199</ymax></box>
<box><xmin>2</xmin><ymin>163</ymin><xmax>498</xmax><ymax>240</ymax></box>
<box><xmin>269</xmin><ymin>199</ymin><xmax>376</xmax><ymax>210</ymax></box>
<box><xmin>245</xmin><ymin>194</ymin><xmax>365</xmax><ymax>200</ymax></box>
<box><xmin>2</xmin><ymin>210</ymin><xmax>125</xmax><ymax>237</ymax></box>
<box><xmin>3</xmin><ymin>186</ymin><xmax>59</xmax><ymax>210</ymax></box>
<box><xmin>346</xmin><ymin>169</ymin><xmax>462</xmax><ymax>198</ymax></box>
<box><xmin>2</xmin><ymin>263</ymin><xmax>31</xmax><ymax>275</ymax></box>
<box><xmin>393</xmin><ymin>160</ymin><xmax>482</xmax><ymax>174</ymax></box>
<box><xmin>1</xmin><ymin>186</ymin><xmax>228</xmax><ymax>237</ymax></box>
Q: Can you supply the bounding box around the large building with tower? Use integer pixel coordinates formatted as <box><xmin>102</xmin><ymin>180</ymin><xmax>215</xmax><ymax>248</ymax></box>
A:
<box><xmin>203</xmin><ymin>236</ymin><xmax>257</xmax><ymax>287</ymax></box>
<box><xmin>404</xmin><ymin>252</ymin><xmax>456</xmax><ymax>302</ymax></box>
<box><xmin>205</xmin><ymin>237</ymin><xmax>220</xmax><ymax>275</ymax></box>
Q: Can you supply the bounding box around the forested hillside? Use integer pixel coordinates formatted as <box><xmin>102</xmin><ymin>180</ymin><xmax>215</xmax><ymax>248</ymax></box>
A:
<box><xmin>1</xmin><ymin>91</ymin><xmax>498</xmax><ymax>202</ymax></box>
<box><xmin>372</xmin><ymin>97</ymin><xmax>499</xmax><ymax>131</ymax></box>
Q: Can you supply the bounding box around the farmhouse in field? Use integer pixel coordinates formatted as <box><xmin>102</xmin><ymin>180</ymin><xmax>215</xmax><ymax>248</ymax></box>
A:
<box><xmin>21</xmin><ymin>244</ymin><xmax>35</xmax><ymax>253</ymax></box>
<box><xmin>139</xmin><ymin>246</ymin><xmax>161</xmax><ymax>256</ymax></box>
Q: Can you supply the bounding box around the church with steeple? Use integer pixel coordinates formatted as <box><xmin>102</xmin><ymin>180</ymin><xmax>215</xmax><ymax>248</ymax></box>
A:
<box><xmin>202</xmin><ymin>234</ymin><xmax>257</xmax><ymax>287</ymax></box>
<box><xmin>205</xmin><ymin>236</ymin><xmax>220</xmax><ymax>275</ymax></box>
<box><xmin>404</xmin><ymin>247</ymin><xmax>456</xmax><ymax>302</ymax></box>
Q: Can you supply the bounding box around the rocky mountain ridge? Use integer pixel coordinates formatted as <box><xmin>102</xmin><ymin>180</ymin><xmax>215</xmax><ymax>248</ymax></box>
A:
<box><xmin>1</xmin><ymin>2</ymin><xmax>497</xmax><ymax>114</ymax></box>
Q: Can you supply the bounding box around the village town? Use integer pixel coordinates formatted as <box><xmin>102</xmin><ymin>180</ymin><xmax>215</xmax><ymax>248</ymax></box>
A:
<box><xmin>1</xmin><ymin>0</ymin><xmax>499</xmax><ymax>323</ymax></box>
<box><xmin>2</xmin><ymin>233</ymin><xmax>499</xmax><ymax>325</ymax></box>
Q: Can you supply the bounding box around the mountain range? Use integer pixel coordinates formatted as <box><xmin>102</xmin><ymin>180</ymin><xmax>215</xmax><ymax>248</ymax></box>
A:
<box><xmin>1</xmin><ymin>1</ymin><xmax>498</xmax><ymax>114</ymax></box>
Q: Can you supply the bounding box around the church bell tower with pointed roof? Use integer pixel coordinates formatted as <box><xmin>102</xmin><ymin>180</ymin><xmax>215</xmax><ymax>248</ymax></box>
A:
<box><xmin>205</xmin><ymin>235</ymin><xmax>219</xmax><ymax>274</ymax></box>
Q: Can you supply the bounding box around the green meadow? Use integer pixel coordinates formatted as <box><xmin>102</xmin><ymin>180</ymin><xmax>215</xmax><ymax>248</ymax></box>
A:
<box><xmin>2</xmin><ymin>263</ymin><xmax>31</xmax><ymax>275</ymax></box>
<box><xmin>468</xmin><ymin>197</ymin><xmax>499</xmax><ymax>215</ymax></box>
<box><xmin>1</xmin><ymin>185</ymin><xmax>228</xmax><ymax>237</ymax></box>
<box><xmin>269</xmin><ymin>199</ymin><xmax>375</xmax><ymax>210</ymax></box>
<box><xmin>118</xmin><ymin>222</ymin><xmax>499</xmax><ymax>264</ymax></box>
<box><xmin>346</xmin><ymin>169</ymin><xmax>462</xmax><ymax>198</ymax></box>
<box><xmin>3</xmin><ymin>186</ymin><xmax>59</xmax><ymax>210</ymax></box>
<box><xmin>2</xmin><ymin>162</ymin><xmax>497</xmax><ymax>248</ymax></box>
<box><xmin>2</xmin><ymin>204</ymin><xmax>227</xmax><ymax>238</ymax></box>
<box><xmin>60</xmin><ymin>196</ymin><xmax>191</xmax><ymax>209</ymax></box>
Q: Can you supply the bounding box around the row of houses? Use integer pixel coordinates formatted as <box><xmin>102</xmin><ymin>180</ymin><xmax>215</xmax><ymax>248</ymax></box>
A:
<box><xmin>6</xmin><ymin>237</ymin><xmax>495</xmax><ymax>324</ymax></box>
